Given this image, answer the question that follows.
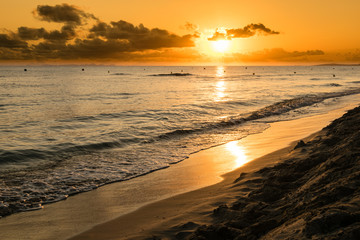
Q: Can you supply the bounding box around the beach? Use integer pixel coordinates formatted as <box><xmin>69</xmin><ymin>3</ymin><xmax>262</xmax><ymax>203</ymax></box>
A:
<box><xmin>1</xmin><ymin>1</ymin><xmax>360</xmax><ymax>239</ymax></box>
<box><xmin>2</xmin><ymin>1</ymin><xmax>360</xmax><ymax>239</ymax></box>
<box><xmin>1</xmin><ymin>66</ymin><xmax>360</xmax><ymax>240</ymax></box>
<box><xmin>2</xmin><ymin>65</ymin><xmax>360</xmax><ymax>218</ymax></box>
<box><xmin>67</xmin><ymin>106</ymin><xmax>360</xmax><ymax>240</ymax></box>
<box><xmin>1</xmin><ymin>103</ymin><xmax>358</xmax><ymax>239</ymax></box>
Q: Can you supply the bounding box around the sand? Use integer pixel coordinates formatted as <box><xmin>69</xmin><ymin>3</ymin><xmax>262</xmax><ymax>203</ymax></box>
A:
<box><xmin>0</xmin><ymin>105</ymin><xmax>359</xmax><ymax>240</ymax></box>
<box><xmin>68</xmin><ymin>105</ymin><xmax>360</xmax><ymax>240</ymax></box>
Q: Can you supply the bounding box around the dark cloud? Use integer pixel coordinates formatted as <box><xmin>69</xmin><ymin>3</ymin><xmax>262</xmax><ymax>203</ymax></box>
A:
<box><xmin>44</xmin><ymin>25</ymin><xmax>76</xmax><ymax>41</ymax></box>
<box><xmin>65</xmin><ymin>38</ymin><xmax>130</xmax><ymax>59</ymax></box>
<box><xmin>227</xmin><ymin>23</ymin><xmax>279</xmax><ymax>38</ymax></box>
<box><xmin>34</xmin><ymin>4</ymin><xmax>96</xmax><ymax>25</ymax></box>
<box><xmin>0</xmin><ymin>4</ymin><xmax>197</xmax><ymax>62</ymax></box>
<box><xmin>89</xmin><ymin>21</ymin><xmax>149</xmax><ymax>39</ymax></box>
<box><xmin>89</xmin><ymin>20</ymin><xmax>195</xmax><ymax>50</ymax></box>
<box><xmin>25</xmin><ymin>38</ymin><xmax>200</xmax><ymax>62</ymax></box>
<box><xmin>131</xmin><ymin>29</ymin><xmax>194</xmax><ymax>50</ymax></box>
<box><xmin>18</xmin><ymin>25</ymin><xmax>76</xmax><ymax>41</ymax></box>
<box><xmin>208</xmin><ymin>23</ymin><xmax>279</xmax><ymax>41</ymax></box>
<box><xmin>0</xmin><ymin>34</ymin><xmax>28</xmax><ymax>49</ymax></box>
<box><xmin>17</xmin><ymin>27</ymin><xmax>46</xmax><ymax>40</ymax></box>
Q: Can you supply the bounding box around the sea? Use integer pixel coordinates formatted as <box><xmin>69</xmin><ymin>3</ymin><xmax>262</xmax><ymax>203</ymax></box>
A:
<box><xmin>1</xmin><ymin>65</ymin><xmax>360</xmax><ymax>216</ymax></box>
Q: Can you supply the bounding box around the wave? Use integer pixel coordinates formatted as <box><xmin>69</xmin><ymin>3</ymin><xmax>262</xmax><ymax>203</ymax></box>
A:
<box><xmin>244</xmin><ymin>89</ymin><xmax>360</xmax><ymax>120</ymax></box>
<box><xmin>0</xmin><ymin>139</ymin><xmax>137</xmax><ymax>167</ymax></box>
<box><xmin>153</xmin><ymin>88</ymin><xmax>360</xmax><ymax>141</ymax></box>
<box><xmin>0</xmin><ymin>149</ymin><xmax>49</xmax><ymax>164</ymax></box>
<box><xmin>3</xmin><ymin>88</ymin><xmax>360</xmax><ymax>167</ymax></box>
<box><xmin>157</xmin><ymin>129</ymin><xmax>197</xmax><ymax>139</ymax></box>
<box><xmin>110</xmin><ymin>73</ymin><xmax>130</xmax><ymax>75</ymax></box>
<box><xmin>328</xmin><ymin>83</ymin><xmax>342</xmax><ymax>87</ymax></box>
<box><xmin>149</xmin><ymin>73</ymin><xmax>193</xmax><ymax>77</ymax></box>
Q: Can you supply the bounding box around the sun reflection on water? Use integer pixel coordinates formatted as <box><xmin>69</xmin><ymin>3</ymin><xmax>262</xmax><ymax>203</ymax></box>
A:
<box><xmin>216</xmin><ymin>66</ymin><xmax>225</xmax><ymax>78</ymax></box>
<box><xmin>214</xmin><ymin>66</ymin><xmax>227</xmax><ymax>102</ymax></box>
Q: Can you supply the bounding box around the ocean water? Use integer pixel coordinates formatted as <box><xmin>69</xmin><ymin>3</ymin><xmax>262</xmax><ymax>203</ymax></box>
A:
<box><xmin>1</xmin><ymin>65</ymin><xmax>360</xmax><ymax>215</ymax></box>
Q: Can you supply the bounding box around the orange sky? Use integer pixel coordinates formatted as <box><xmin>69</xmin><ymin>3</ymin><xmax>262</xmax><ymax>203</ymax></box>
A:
<box><xmin>1</xmin><ymin>0</ymin><xmax>360</xmax><ymax>64</ymax></box>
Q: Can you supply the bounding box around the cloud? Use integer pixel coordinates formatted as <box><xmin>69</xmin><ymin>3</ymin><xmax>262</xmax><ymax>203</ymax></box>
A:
<box><xmin>25</xmin><ymin>39</ymin><xmax>203</xmax><ymax>62</ymax></box>
<box><xmin>17</xmin><ymin>25</ymin><xmax>76</xmax><ymax>41</ymax></box>
<box><xmin>17</xmin><ymin>27</ymin><xmax>46</xmax><ymax>40</ymax></box>
<box><xmin>207</xmin><ymin>31</ymin><xmax>228</xmax><ymax>41</ymax></box>
<box><xmin>208</xmin><ymin>23</ymin><xmax>279</xmax><ymax>41</ymax></box>
<box><xmin>43</xmin><ymin>25</ymin><xmax>76</xmax><ymax>41</ymax></box>
<box><xmin>0</xmin><ymin>2</ymin><xmax>199</xmax><ymax>62</ymax></box>
<box><xmin>2</xmin><ymin>4</ymin><xmax>348</xmax><ymax>64</ymax></box>
<box><xmin>0</xmin><ymin>34</ymin><xmax>28</xmax><ymax>49</ymax></box>
<box><xmin>224</xmin><ymin>48</ymin><xmax>325</xmax><ymax>63</ymax></box>
<box><xmin>183</xmin><ymin>22</ymin><xmax>198</xmax><ymax>31</ymax></box>
<box><xmin>34</xmin><ymin>4</ymin><xmax>96</xmax><ymax>25</ymax></box>
<box><xmin>227</xmin><ymin>23</ymin><xmax>279</xmax><ymax>38</ymax></box>
<box><xmin>0</xmin><ymin>6</ymin><xmax>196</xmax><ymax>62</ymax></box>
<box><xmin>343</xmin><ymin>49</ymin><xmax>360</xmax><ymax>61</ymax></box>
<box><xmin>89</xmin><ymin>20</ymin><xmax>195</xmax><ymax>50</ymax></box>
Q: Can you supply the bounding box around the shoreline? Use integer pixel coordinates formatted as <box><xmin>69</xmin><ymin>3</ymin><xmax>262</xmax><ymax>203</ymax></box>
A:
<box><xmin>0</xmin><ymin>104</ymin><xmax>358</xmax><ymax>240</ymax></box>
<box><xmin>68</xmin><ymin>104</ymin><xmax>359</xmax><ymax>240</ymax></box>
<box><xmin>71</xmin><ymin>104</ymin><xmax>360</xmax><ymax>240</ymax></box>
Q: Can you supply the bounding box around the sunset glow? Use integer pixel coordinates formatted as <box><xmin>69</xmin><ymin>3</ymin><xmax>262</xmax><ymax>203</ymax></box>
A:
<box><xmin>0</xmin><ymin>1</ymin><xmax>360</xmax><ymax>64</ymax></box>
<box><xmin>212</xmin><ymin>40</ymin><xmax>230</xmax><ymax>53</ymax></box>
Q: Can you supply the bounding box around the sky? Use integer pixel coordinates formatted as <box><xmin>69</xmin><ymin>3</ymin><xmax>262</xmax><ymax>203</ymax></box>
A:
<box><xmin>1</xmin><ymin>0</ymin><xmax>360</xmax><ymax>65</ymax></box>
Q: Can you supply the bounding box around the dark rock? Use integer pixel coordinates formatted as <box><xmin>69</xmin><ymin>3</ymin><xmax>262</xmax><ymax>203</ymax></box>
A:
<box><xmin>191</xmin><ymin>224</ymin><xmax>241</xmax><ymax>240</ymax></box>
<box><xmin>213</xmin><ymin>204</ymin><xmax>229</xmax><ymax>217</ymax></box>
<box><xmin>305</xmin><ymin>210</ymin><xmax>358</xmax><ymax>237</ymax></box>
<box><xmin>175</xmin><ymin>230</ymin><xmax>193</xmax><ymax>239</ymax></box>
<box><xmin>294</xmin><ymin>140</ymin><xmax>306</xmax><ymax>149</ymax></box>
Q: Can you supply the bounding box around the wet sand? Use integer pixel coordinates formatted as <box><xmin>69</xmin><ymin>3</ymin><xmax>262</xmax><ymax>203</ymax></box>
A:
<box><xmin>0</xmin><ymin>105</ymin><xmax>358</xmax><ymax>240</ymax></box>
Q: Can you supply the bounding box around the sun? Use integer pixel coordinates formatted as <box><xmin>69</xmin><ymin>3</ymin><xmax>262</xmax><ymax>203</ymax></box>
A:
<box><xmin>212</xmin><ymin>40</ymin><xmax>230</xmax><ymax>53</ymax></box>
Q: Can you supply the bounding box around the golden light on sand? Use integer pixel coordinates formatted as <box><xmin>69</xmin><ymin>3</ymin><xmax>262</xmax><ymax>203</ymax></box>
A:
<box><xmin>211</xmin><ymin>40</ymin><xmax>230</xmax><ymax>53</ymax></box>
<box><xmin>226</xmin><ymin>141</ymin><xmax>249</xmax><ymax>168</ymax></box>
